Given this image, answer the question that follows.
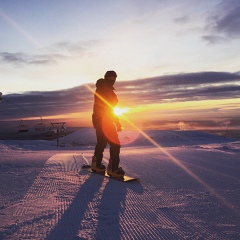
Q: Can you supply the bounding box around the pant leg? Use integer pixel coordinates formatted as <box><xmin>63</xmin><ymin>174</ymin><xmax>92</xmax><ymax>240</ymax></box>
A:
<box><xmin>96</xmin><ymin>116</ymin><xmax>121</xmax><ymax>171</ymax></box>
<box><xmin>94</xmin><ymin>127</ymin><xmax>108</xmax><ymax>165</ymax></box>
<box><xmin>109</xmin><ymin>142</ymin><xmax>121</xmax><ymax>171</ymax></box>
<box><xmin>102</xmin><ymin>119</ymin><xmax>121</xmax><ymax>171</ymax></box>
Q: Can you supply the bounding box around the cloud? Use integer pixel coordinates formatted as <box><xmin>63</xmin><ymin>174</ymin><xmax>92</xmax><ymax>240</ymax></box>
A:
<box><xmin>0</xmin><ymin>52</ymin><xmax>28</xmax><ymax>64</ymax></box>
<box><xmin>202</xmin><ymin>35</ymin><xmax>227</xmax><ymax>44</ymax></box>
<box><xmin>1</xmin><ymin>71</ymin><xmax>240</xmax><ymax>122</ymax></box>
<box><xmin>174</xmin><ymin>15</ymin><xmax>190</xmax><ymax>24</ymax></box>
<box><xmin>203</xmin><ymin>0</ymin><xmax>240</xmax><ymax>43</ymax></box>
<box><xmin>0</xmin><ymin>40</ymin><xmax>99</xmax><ymax>66</ymax></box>
<box><xmin>0</xmin><ymin>84</ymin><xmax>94</xmax><ymax>120</ymax></box>
<box><xmin>213</xmin><ymin>2</ymin><xmax>240</xmax><ymax>37</ymax></box>
<box><xmin>0</xmin><ymin>52</ymin><xmax>57</xmax><ymax>65</ymax></box>
<box><xmin>52</xmin><ymin>40</ymin><xmax>99</xmax><ymax>56</ymax></box>
<box><xmin>117</xmin><ymin>71</ymin><xmax>240</xmax><ymax>104</ymax></box>
<box><xmin>144</xmin><ymin>117</ymin><xmax>240</xmax><ymax>130</ymax></box>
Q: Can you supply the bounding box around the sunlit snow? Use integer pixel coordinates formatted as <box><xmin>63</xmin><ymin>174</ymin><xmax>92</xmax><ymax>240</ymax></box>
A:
<box><xmin>0</xmin><ymin>129</ymin><xmax>240</xmax><ymax>239</ymax></box>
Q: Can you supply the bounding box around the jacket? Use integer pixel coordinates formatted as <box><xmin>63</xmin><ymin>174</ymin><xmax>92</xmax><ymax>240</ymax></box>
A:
<box><xmin>92</xmin><ymin>78</ymin><xmax>120</xmax><ymax>129</ymax></box>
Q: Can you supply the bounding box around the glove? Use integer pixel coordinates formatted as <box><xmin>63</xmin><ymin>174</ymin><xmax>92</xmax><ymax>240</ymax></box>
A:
<box><xmin>116</xmin><ymin>122</ymin><xmax>123</xmax><ymax>132</ymax></box>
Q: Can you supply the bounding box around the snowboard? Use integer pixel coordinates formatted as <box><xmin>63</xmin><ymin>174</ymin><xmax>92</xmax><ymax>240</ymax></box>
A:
<box><xmin>81</xmin><ymin>165</ymin><xmax>139</xmax><ymax>182</ymax></box>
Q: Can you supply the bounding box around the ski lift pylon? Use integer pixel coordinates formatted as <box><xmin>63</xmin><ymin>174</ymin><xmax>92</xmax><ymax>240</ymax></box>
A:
<box><xmin>51</xmin><ymin>122</ymin><xmax>66</xmax><ymax>147</ymax></box>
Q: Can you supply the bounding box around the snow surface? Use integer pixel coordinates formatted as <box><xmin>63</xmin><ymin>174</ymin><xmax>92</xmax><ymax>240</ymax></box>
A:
<box><xmin>0</xmin><ymin>129</ymin><xmax>240</xmax><ymax>239</ymax></box>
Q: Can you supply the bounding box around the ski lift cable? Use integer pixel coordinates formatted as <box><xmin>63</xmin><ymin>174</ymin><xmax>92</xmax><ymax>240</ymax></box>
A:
<box><xmin>2</xmin><ymin>97</ymin><xmax>49</xmax><ymax>132</ymax></box>
<box><xmin>2</xmin><ymin>95</ymin><xmax>66</xmax><ymax>129</ymax></box>
<box><xmin>0</xmin><ymin>109</ymin><xmax>29</xmax><ymax>133</ymax></box>
<box><xmin>4</xmin><ymin>98</ymin><xmax>62</xmax><ymax>127</ymax></box>
<box><xmin>0</xmin><ymin>109</ymin><xmax>23</xmax><ymax>120</ymax></box>
<box><xmin>0</xmin><ymin>96</ymin><xmax>26</xmax><ymax>120</ymax></box>
<box><xmin>4</xmin><ymin>98</ymin><xmax>43</xmax><ymax>121</ymax></box>
<box><xmin>0</xmin><ymin>99</ymin><xmax>25</xmax><ymax>121</ymax></box>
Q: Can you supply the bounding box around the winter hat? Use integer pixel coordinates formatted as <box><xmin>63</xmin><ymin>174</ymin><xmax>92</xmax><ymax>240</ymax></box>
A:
<box><xmin>104</xmin><ymin>70</ymin><xmax>117</xmax><ymax>79</ymax></box>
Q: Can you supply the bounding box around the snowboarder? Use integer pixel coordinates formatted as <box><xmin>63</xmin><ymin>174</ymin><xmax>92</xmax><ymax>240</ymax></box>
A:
<box><xmin>91</xmin><ymin>71</ymin><xmax>125</xmax><ymax>177</ymax></box>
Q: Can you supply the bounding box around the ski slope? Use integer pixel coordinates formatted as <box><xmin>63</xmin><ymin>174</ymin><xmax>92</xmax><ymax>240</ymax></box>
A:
<box><xmin>0</xmin><ymin>129</ymin><xmax>240</xmax><ymax>239</ymax></box>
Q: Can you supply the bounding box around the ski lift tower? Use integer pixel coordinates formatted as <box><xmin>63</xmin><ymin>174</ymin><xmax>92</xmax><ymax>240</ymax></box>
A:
<box><xmin>51</xmin><ymin>122</ymin><xmax>66</xmax><ymax>147</ymax></box>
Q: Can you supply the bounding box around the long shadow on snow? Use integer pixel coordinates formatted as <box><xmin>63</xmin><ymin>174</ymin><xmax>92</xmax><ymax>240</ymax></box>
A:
<box><xmin>94</xmin><ymin>179</ymin><xmax>143</xmax><ymax>239</ymax></box>
<box><xmin>45</xmin><ymin>172</ymin><xmax>104</xmax><ymax>240</ymax></box>
<box><xmin>45</xmin><ymin>172</ymin><xmax>143</xmax><ymax>240</ymax></box>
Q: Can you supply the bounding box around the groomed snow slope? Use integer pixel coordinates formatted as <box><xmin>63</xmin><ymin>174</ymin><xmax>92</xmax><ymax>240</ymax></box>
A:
<box><xmin>0</xmin><ymin>129</ymin><xmax>240</xmax><ymax>239</ymax></box>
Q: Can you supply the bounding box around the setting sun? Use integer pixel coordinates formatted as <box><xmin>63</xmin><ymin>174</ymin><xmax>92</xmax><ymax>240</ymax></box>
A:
<box><xmin>113</xmin><ymin>107</ymin><xmax>129</xmax><ymax>116</ymax></box>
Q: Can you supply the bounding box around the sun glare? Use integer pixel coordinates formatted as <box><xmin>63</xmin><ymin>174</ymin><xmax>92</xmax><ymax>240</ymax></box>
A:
<box><xmin>114</xmin><ymin>107</ymin><xmax>129</xmax><ymax>116</ymax></box>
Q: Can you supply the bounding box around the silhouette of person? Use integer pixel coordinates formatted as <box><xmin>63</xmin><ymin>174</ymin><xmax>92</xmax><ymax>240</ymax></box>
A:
<box><xmin>91</xmin><ymin>71</ymin><xmax>125</xmax><ymax>177</ymax></box>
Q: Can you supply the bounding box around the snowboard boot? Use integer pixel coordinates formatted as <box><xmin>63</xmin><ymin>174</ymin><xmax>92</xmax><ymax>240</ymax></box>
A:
<box><xmin>91</xmin><ymin>156</ymin><xmax>106</xmax><ymax>173</ymax></box>
<box><xmin>107</xmin><ymin>159</ymin><xmax>125</xmax><ymax>178</ymax></box>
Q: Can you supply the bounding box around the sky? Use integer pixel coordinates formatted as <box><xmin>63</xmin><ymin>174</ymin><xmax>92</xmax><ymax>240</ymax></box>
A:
<box><xmin>0</xmin><ymin>0</ymin><xmax>240</xmax><ymax>130</ymax></box>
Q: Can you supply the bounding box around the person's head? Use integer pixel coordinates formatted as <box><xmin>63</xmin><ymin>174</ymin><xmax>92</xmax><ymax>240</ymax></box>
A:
<box><xmin>104</xmin><ymin>70</ymin><xmax>117</xmax><ymax>86</ymax></box>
